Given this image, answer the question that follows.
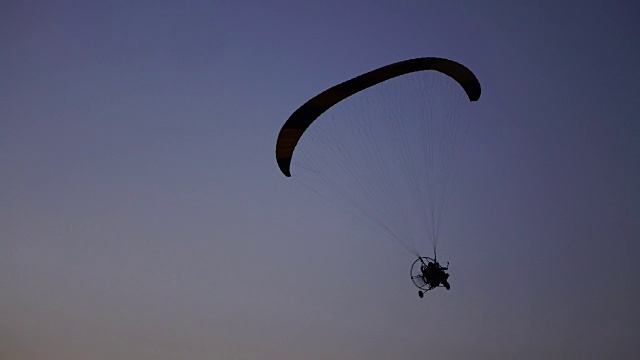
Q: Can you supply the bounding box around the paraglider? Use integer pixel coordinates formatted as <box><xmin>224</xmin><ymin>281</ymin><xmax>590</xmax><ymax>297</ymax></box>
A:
<box><xmin>411</xmin><ymin>257</ymin><xmax>450</xmax><ymax>298</ymax></box>
<box><xmin>275</xmin><ymin>57</ymin><xmax>481</xmax><ymax>298</ymax></box>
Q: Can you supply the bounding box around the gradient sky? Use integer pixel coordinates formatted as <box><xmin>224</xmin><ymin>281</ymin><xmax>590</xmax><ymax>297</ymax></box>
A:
<box><xmin>2</xmin><ymin>1</ymin><xmax>639</xmax><ymax>359</ymax></box>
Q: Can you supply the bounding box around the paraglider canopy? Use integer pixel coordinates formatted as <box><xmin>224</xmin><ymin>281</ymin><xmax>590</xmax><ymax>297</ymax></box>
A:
<box><xmin>276</xmin><ymin>57</ymin><xmax>481</xmax><ymax>177</ymax></box>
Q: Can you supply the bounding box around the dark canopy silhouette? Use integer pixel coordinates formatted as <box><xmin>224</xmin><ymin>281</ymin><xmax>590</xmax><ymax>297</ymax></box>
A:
<box><xmin>275</xmin><ymin>57</ymin><xmax>481</xmax><ymax>177</ymax></box>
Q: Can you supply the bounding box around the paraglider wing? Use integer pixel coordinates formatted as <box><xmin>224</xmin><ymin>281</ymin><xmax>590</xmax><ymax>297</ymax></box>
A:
<box><xmin>275</xmin><ymin>57</ymin><xmax>481</xmax><ymax>177</ymax></box>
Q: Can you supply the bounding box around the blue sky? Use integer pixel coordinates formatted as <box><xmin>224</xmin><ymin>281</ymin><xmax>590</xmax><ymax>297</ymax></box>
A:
<box><xmin>2</xmin><ymin>1</ymin><xmax>639</xmax><ymax>359</ymax></box>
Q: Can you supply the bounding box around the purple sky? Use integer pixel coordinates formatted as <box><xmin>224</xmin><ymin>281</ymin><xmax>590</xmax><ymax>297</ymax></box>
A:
<box><xmin>2</xmin><ymin>1</ymin><xmax>639</xmax><ymax>359</ymax></box>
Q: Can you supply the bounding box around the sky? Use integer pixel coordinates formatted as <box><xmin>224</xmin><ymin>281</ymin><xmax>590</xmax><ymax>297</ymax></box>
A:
<box><xmin>2</xmin><ymin>0</ymin><xmax>639</xmax><ymax>359</ymax></box>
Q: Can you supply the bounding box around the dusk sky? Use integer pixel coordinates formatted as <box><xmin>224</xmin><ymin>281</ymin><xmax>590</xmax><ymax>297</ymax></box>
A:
<box><xmin>2</xmin><ymin>1</ymin><xmax>639</xmax><ymax>359</ymax></box>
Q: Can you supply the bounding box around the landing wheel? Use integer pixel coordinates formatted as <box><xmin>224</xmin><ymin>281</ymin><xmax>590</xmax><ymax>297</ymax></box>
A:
<box><xmin>418</xmin><ymin>290</ymin><xmax>424</xmax><ymax>298</ymax></box>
